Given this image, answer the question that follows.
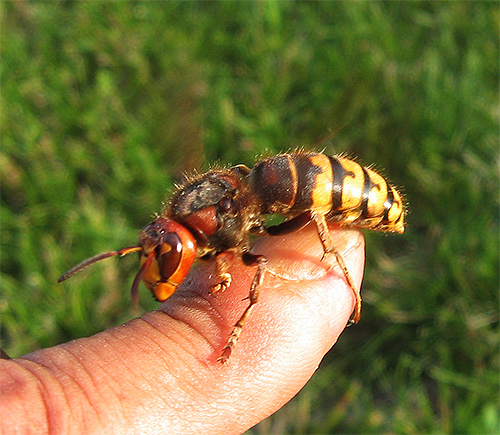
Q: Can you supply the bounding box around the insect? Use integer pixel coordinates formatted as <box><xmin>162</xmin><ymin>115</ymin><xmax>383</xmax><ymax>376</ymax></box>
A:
<box><xmin>58</xmin><ymin>152</ymin><xmax>405</xmax><ymax>363</ymax></box>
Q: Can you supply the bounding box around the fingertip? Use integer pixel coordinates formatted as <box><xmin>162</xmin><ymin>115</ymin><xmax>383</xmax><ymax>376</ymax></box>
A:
<box><xmin>13</xmin><ymin>224</ymin><xmax>366</xmax><ymax>435</ymax></box>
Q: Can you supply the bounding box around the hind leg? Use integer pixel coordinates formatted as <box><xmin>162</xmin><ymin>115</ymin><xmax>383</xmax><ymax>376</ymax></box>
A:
<box><xmin>310</xmin><ymin>211</ymin><xmax>362</xmax><ymax>323</ymax></box>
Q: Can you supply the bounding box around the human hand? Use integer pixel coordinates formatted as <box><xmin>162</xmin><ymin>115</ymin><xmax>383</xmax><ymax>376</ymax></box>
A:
<box><xmin>0</xmin><ymin>223</ymin><xmax>364</xmax><ymax>434</ymax></box>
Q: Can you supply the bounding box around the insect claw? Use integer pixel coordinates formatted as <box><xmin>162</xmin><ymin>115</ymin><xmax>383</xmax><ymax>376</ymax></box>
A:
<box><xmin>209</xmin><ymin>272</ymin><xmax>232</xmax><ymax>295</ymax></box>
<box><xmin>217</xmin><ymin>346</ymin><xmax>232</xmax><ymax>364</ymax></box>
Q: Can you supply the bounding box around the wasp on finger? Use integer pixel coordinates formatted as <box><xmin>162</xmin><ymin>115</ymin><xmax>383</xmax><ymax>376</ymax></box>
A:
<box><xmin>58</xmin><ymin>151</ymin><xmax>405</xmax><ymax>363</ymax></box>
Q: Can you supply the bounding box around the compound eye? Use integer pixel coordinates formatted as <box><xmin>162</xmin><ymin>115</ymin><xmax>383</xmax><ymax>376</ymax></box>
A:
<box><xmin>157</xmin><ymin>233</ymin><xmax>183</xmax><ymax>280</ymax></box>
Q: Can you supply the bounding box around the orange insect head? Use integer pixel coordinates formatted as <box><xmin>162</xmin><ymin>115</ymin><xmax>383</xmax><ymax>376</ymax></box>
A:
<box><xmin>136</xmin><ymin>218</ymin><xmax>197</xmax><ymax>303</ymax></box>
<box><xmin>57</xmin><ymin>217</ymin><xmax>197</xmax><ymax>305</ymax></box>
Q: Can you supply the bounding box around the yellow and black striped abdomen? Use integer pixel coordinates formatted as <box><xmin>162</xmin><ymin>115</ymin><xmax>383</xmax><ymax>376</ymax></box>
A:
<box><xmin>249</xmin><ymin>152</ymin><xmax>405</xmax><ymax>233</ymax></box>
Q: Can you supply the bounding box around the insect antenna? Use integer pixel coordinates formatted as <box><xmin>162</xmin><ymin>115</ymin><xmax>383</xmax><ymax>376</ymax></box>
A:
<box><xmin>57</xmin><ymin>246</ymin><xmax>143</xmax><ymax>283</ymax></box>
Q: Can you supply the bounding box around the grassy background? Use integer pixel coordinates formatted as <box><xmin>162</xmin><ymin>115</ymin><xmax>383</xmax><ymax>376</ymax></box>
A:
<box><xmin>1</xmin><ymin>2</ymin><xmax>498</xmax><ymax>434</ymax></box>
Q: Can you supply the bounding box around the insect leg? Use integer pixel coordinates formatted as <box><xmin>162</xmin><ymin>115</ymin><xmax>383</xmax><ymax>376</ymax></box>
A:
<box><xmin>311</xmin><ymin>211</ymin><xmax>362</xmax><ymax>323</ymax></box>
<box><xmin>265</xmin><ymin>211</ymin><xmax>312</xmax><ymax>235</ymax></box>
<box><xmin>209</xmin><ymin>251</ymin><xmax>233</xmax><ymax>295</ymax></box>
<box><xmin>218</xmin><ymin>253</ymin><xmax>268</xmax><ymax>363</ymax></box>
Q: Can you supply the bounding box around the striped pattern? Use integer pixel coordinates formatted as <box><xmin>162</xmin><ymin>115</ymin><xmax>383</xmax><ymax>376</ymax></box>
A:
<box><xmin>249</xmin><ymin>152</ymin><xmax>405</xmax><ymax>233</ymax></box>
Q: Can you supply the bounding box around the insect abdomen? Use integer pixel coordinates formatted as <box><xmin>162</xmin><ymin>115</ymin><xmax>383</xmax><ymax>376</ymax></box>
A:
<box><xmin>249</xmin><ymin>152</ymin><xmax>405</xmax><ymax>233</ymax></box>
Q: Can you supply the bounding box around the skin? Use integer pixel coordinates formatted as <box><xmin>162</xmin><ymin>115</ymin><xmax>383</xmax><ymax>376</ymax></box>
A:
<box><xmin>0</xmin><ymin>223</ymin><xmax>364</xmax><ymax>435</ymax></box>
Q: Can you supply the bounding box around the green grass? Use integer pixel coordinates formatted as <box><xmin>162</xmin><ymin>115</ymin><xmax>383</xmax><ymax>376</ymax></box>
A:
<box><xmin>1</xmin><ymin>2</ymin><xmax>498</xmax><ymax>434</ymax></box>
